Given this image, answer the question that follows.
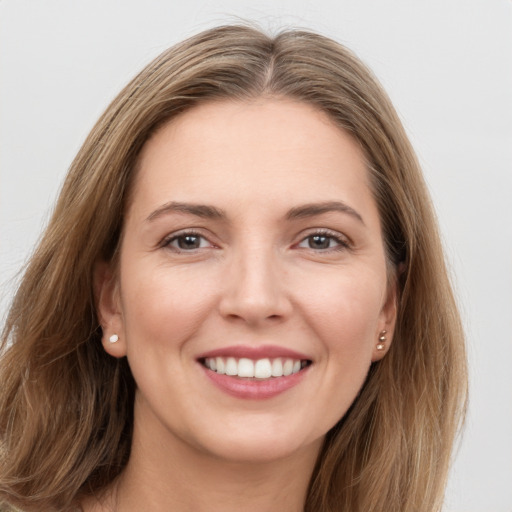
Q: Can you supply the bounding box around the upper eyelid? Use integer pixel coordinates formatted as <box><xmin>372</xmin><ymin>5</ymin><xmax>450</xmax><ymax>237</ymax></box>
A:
<box><xmin>160</xmin><ymin>229</ymin><xmax>215</xmax><ymax>248</ymax></box>
<box><xmin>159</xmin><ymin>227</ymin><xmax>351</xmax><ymax>249</ymax></box>
<box><xmin>296</xmin><ymin>235</ymin><xmax>350</xmax><ymax>251</ymax></box>
<box><xmin>296</xmin><ymin>227</ymin><xmax>352</xmax><ymax>244</ymax></box>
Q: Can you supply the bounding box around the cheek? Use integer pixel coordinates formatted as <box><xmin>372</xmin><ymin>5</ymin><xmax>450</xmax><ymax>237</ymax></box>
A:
<box><xmin>296</xmin><ymin>270</ymin><xmax>386</xmax><ymax>428</ymax></box>
<box><xmin>295</xmin><ymin>265</ymin><xmax>385</xmax><ymax>355</ymax></box>
<box><xmin>119</xmin><ymin>264</ymin><xmax>219</xmax><ymax>352</ymax></box>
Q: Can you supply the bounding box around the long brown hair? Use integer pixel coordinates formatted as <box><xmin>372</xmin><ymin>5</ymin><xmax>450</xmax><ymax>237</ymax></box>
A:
<box><xmin>0</xmin><ymin>25</ymin><xmax>467</xmax><ymax>511</ymax></box>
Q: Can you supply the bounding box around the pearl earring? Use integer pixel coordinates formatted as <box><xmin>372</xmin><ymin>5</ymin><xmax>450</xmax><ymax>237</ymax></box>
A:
<box><xmin>109</xmin><ymin>334</ymin><xmax>119</xmax><ymax>343</ymax></box>
<box><xmin>376</xmin><ymin>330</ymin><xmax>387</xmax><ymax>351</ymax></box>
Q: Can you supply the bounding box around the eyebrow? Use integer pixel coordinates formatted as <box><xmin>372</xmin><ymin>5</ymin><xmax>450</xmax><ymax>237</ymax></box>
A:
<box><xmin>145</xmin><ymin>200</ymin><xmax>364</xmax><ymax>224</ymax></box>
<box><xmin>285</xmin><ymin>201</ymin><xmax>365</xmax><ymax>225</ymax></box>
<box><xmin>146</xmin><ymin>201</ymin><xmax>227</xmax><ymax>222</ymax></box>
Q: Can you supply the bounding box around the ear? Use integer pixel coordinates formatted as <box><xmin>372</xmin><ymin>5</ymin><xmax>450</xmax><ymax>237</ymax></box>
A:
<box><xmin>94</xmin><ymin>261</ymin><xmax>127</xmax><ymax>358</ymax></box>
<box><xmin>371</xmin><ymin>276</ymin><xmax>399</xmax><ymax>362</ymax></box>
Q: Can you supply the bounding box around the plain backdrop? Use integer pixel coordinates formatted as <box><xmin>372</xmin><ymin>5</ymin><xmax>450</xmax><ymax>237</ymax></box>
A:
<box><xmin>1</xmin><ymin>1</ymin><xmax>511</xmax><ymax>511</ymax></box>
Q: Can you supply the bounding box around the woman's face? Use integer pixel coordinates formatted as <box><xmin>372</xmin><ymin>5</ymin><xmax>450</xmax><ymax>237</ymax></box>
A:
<box><xmin>99</xmin><ymin>99</ymin><xmax>396</xmax><ymax>463</ymax></box>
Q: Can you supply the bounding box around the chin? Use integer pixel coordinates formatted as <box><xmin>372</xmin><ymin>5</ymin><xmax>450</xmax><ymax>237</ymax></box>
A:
<box><xmin>187</xmin><ymin>417</ymin><xmax>326</xmax><ymax>465</ymax></box>
<box><xmin>213</xmin><ymin>440</ymin><xmax>320</xmax><ymax>466</ymax></box>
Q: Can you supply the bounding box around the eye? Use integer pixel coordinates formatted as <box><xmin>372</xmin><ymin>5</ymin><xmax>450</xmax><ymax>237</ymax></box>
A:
<box><xmin>164</xmin><ymin>232</ymin><xmax>213</xmax><ymax>251</ymax></box>
<box><xmin>297</xmin><ymin>231</ymin><xmax>349</xmax><ymax>251</ymax></box>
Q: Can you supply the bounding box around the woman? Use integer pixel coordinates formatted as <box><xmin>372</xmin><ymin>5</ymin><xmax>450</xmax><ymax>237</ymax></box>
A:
<box><xmin>0</xmin><ymin>25</ymin><xmax>467</xmax><ymax>512</ymax></box>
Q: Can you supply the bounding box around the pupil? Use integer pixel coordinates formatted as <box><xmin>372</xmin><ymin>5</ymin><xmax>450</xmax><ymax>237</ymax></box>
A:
<box><xmin>310</xmin><ymin>235</ymin><xmax>329</xmax><ymax>249</ymax></box>
<box><xmin>179</xmin><ymin>235</ymin><xmax>200</xmax><ymax>249</ymax></box>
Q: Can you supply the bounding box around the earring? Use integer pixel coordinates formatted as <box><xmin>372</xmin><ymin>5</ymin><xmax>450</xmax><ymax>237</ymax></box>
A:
<box><xmin>109</xmin><ymin>334</ymin><xmax>119</xmax><ymax>343</ymax></box>
<box><xmin>376</xmin><ymin>330</ymin><xmax>387</xmax><ymax>351</ymax></box>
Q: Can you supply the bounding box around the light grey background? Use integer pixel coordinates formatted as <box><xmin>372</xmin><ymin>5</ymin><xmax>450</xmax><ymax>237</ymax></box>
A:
<box><xmin>1</xmin><ymin>1</ymin><xmax>511</xmax><ymax>510</ymax></box>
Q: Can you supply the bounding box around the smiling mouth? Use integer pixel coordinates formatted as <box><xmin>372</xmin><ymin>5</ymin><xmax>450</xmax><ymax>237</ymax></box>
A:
<box><xmin>200</xmin><ymin>357</ymin><xmax>311</xmax><ymax>379</ymax></box>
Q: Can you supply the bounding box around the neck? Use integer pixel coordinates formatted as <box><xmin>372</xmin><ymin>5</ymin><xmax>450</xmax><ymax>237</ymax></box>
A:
<box><xmin>84</xmin><ymin>399</ymin><xmax>322</xmax><ymax>512</ymax></box>
<box><xmin>117</xmin><ymin>446</ymin><xmax>318</xmax><ymax>512</ymax></box>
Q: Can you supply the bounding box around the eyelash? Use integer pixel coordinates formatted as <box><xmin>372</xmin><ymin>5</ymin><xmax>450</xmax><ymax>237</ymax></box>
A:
<box><xmin>296</xmin><ymin>229</ymin><xmax>351</xmax><ymax>252</ymax></box>
<box><xmin>161</xmin><ymin>229</ymin><xmax>350</xmax><ymax>253</ymax></box>
<box><xmin>162</xmin><ymin>230</ymin><xmax>214</xmax><ymax>252</ymax></box>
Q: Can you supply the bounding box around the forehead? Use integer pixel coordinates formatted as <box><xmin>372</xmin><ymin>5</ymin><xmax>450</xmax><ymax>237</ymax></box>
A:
<box><xmin>130</xmin><ymin>99</ymin><xmax>376</xmax><ymax>221</ymax></box>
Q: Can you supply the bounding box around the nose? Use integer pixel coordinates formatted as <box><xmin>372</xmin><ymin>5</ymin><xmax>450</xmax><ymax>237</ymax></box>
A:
<box><xmin>218</xmin><ymin>247</ymin><xmax>293</xmax><ymax>327</ymax></box>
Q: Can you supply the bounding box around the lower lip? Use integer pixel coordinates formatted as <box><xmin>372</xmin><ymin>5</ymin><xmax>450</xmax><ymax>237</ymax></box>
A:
<box><xmin>201</xmin><ymin>364</ymin><xmax>310</xmax><ymax>400</ymax></box>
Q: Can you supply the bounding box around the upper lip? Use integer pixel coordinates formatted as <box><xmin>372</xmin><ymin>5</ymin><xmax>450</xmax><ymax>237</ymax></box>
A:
<box><xmin>197</xmin><ymin>345</ymin><xmax>312</xmax><ymax>361</ymax></box>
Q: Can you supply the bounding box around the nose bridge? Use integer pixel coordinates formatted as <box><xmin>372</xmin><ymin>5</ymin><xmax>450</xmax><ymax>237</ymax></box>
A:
<box><xmin>219</xmin><ymin>237</ymin><xmax>290</xmax><ymax>324</ymax></box>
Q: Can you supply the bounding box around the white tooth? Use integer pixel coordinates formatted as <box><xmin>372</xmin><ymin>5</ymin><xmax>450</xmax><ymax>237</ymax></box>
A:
<box><xmin>209</xmin><ymin>358</ymin><xmax>217</xmax><ymax>371</ymax></box>
<box><xmin>292</xmin><ymin>360</ymin><xmax>301</xmax><ymax>374</ymax></box>
<box><xmin>254</xmin><ymin>358</ymin><xmax>272</xmax><ymax>379</ymax></box>
<box><xmin>225</xmin><ymin>357</ymin><xmax>238</xmax><ymax>376</ymax></box>
<box><xmin>283</xmin><ymin>359</ymin><xmax>293</xmax><ymax>376</ymax></box>
<box><xmin>216</xmin><ymin>357</ymin><xmax>225</xmax><ymax>374</ymax></box>
<box><xmin>271</xmin><ymin>358</ymin><xmax>283</xmax><ymax>377</ymax></box>
<box><xmin>238</xmin><ymin>358</ymin><xmax>255</xmax><ymax>377</ymax></box>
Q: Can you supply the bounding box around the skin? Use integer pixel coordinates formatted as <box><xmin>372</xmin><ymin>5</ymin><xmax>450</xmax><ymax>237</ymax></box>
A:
<box><xmin>91</xmin><ymin>98</ymin><xmax>397</xmax><ymax>512</ymax></box>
